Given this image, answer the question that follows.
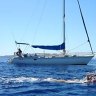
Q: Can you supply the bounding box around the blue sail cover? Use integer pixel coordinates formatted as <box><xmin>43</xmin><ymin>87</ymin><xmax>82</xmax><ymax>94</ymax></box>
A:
<box><xmin>32</xmin><ymin>43</ymin><xmax>65</xmax><ymax>50</ymax></box>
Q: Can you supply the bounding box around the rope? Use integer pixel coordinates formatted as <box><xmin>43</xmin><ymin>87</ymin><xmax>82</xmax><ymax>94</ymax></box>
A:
<box><xmin>9</xmin><ymin>30</ymin><xmax>18</xmax><ymax>50</ymax></box>
<box><xmin>68</xmin><ymin>41</ymin><xmax>87</xmax><ymax>52</ymax></box>
<box><xmin>20</xmin><ymin>0</ymin><xmax>39</xmax><ymax>43</ymax></box>
<box><xmin>32</xmin><ymin>0</ymin><xmax>47</xmax><ymax>43</ymax></box>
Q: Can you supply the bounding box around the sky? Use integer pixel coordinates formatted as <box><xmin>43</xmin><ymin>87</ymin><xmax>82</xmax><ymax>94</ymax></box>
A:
<box><xmin>0</xmin><ymin>0</ymin><xmax>96</xmax><ymax>56</ymax></box>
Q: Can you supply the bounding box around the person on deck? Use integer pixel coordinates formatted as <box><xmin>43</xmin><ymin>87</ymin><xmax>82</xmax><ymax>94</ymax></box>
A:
<box><xmin>16</xmin><ymin>48</ymin><xmax>22</xmax><ymax>57</ymax></box>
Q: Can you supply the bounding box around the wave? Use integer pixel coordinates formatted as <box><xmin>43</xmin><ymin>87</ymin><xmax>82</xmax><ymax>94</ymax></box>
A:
<box><xmin>44</xmin><ymin>77</ymin><xmax>87</xmax><ymax>83</ymax></box>
<box><xmin>1</xmin><ymin>77</ymin><xmax>39</xmax><ymax>83</ymax></box>
<box><xmin>0</xmin><ymin>76</ymin><xmax>87</xmax><ymax>84</ymax></box>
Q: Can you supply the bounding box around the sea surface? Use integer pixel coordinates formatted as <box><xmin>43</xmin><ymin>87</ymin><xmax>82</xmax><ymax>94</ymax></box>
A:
<box><xmin>0</xmin><ymin>56</ymin><xmax>96</xmax><ymax>96</ymax></box>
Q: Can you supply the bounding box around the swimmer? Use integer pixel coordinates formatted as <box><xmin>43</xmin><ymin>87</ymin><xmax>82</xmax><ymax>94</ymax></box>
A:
<box><xmin>86</xmin><ymin>73</ymin><xmax>96</xmax><ymax>83</ymax></box>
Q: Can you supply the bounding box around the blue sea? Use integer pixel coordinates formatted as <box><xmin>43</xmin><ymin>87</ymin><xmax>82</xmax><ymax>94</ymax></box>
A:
<box><xmin>0</xmin><ymin>56</ymin><xmax>96</xmax><ymax>96</ymax></box>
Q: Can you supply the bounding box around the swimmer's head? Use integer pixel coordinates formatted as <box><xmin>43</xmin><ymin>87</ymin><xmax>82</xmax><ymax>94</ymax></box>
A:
<box><xmin>86</xmin><ymin>73</ymin><xmax>96</xmax><ymax>83</ymax></box>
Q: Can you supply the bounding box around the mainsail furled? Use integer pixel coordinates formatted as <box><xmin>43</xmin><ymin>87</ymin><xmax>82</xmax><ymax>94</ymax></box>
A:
<box><xmin>32</xmin><ymin>43</ymin><xmax>65</xmax><ymax>50</ymax></box>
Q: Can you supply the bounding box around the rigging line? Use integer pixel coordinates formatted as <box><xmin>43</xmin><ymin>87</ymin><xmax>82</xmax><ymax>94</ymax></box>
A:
<box><xmin>68</xmin><ymin>41</ymin><xmax>88</xmax><ymax>52</ymax></box>
<box><xmin>23</xmin><ymin>45</ymin><xmax>29</xmax><ymax>53</ymax></box>
<box><xmin>56</xmin><ymin>50</ymin><xmax>64</xmax><ymax>54</ymax></box>
<box><xmin>32</xmin><ymin>0</ymin><xmax>47</xmax><ymax>43</ymax></box>
<box><xmin>20</xmin><ymin>0</ymin><xmax>39</xmax><ymax>43</ymax></box>
<box><xmin>10</xmin><ymin>31</ymin><xmax>16</xmax><ymax>41</ymax></box>
<box><xmin>77</xmin><ymin>0</ymin><xmax>94</xmax><ymax>55</ymax></box>
<box><xmin>10</xmin><ymin>31</ymin><xmax>18</xmax><ymax>49</ymax></box>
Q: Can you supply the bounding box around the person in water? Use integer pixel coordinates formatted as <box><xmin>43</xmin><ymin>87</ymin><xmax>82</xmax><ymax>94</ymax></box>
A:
<box><xmin>86</xmin><ymin>73</ymin><xmax>96</xmax><ymax>83</ymax></box>
<box><xmin>16</xmin><ymin>48</ymin><xmax>22</xmax><ymax>57</ymax></box>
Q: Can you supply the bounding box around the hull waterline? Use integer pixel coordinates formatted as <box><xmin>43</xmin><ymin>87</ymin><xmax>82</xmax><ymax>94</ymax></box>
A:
<box><xmin>10</xmin><ymin>56</ymin><xmax>93</xmax><ymax>65</ymax></box>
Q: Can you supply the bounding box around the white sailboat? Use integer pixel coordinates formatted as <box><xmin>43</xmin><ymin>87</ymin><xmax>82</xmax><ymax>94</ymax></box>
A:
<box><xmin>10</xmin><ymin>0</ymin><xmax>94</xmax><ymax>65</ymax></box>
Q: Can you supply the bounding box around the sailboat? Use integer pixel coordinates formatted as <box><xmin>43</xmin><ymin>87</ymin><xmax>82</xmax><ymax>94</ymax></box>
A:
<box><xmin>10</xmin><ymin>0</ymin><xmax>94</xmax><ymax>65</ymax></box>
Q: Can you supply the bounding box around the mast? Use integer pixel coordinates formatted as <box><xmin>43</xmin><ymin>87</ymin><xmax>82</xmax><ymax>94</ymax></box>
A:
<box><xmin>77</xmin><ymin>0</ymin><xmax>94</xmax><ymax>55</ymax></box>
<box><xmin>63</xmin><ymin>0</ymin><xmax>66</xmax><ymax>54</ymax></box>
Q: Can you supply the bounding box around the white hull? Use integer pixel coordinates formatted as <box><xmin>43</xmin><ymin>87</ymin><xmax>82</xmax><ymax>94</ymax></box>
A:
<box><xmin>10</xmin><ymin>56</ymin><xmax>93</xmax><ymax>65</ymax></box>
